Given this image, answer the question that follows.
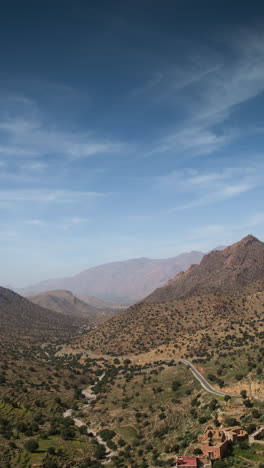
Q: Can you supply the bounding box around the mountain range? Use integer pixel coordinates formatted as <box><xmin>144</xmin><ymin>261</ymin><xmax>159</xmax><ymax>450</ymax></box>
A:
<box><xmin>76</xmin><ymin>235</ymin><xmax>264</xmax><ymax>355</ymax></box>
<box><xmin>18</xmin><ymin>251</ymin><xmax>205</xmax><ymax>302</ymax></box>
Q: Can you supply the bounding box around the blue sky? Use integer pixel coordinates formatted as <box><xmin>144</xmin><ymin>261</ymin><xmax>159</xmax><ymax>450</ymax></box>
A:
<box><xmin>1</xmin><ymin>0</ymin><xmax>264</xmax><ymax>286</ymax></box>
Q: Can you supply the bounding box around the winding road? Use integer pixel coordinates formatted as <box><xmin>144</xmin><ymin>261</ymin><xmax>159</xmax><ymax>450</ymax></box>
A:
<box><xmin>179</xmin><ymin>359</ymin><xmax>264</xmax><ymax>402</ymax></box>
<box><xmin>179</xmin><ymin>359</ymin><xmax>227</xmax><ymax>397</ymax></box>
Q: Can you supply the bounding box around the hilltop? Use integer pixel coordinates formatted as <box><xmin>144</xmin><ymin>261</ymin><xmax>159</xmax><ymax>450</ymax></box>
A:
<box><xmin>27</xmin><ymin>289</ymin><xmax>115</xmax><ymax>325</ymax></box>
<box><xmin>145</xmin><ymin>235</ymin><xmax>264</xmax><ymax>303</ymax></box>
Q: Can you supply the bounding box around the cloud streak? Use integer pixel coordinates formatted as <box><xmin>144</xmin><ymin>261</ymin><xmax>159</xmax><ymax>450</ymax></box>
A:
<box><xmin>0</xmin><ymin>104</ymin><xmax>123</xmax><ymax>163</ymax></box>
<box><xmin>142</xmin><ymin>29</ymin><xmax>264</xmax><ymax>159</ymax></box>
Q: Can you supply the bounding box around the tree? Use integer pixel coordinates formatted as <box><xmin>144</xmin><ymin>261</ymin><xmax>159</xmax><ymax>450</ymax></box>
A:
<box><xmin>16</xmin><ymin>422</ymin><xmax>28</xmax><ymax>433</ymax></box>
<box><xmin>99</xmin><ymin>429</ymin><xmax>116</xmax><ymax>441</ymax></box>
<box><xmin>240</xmin><ymin>390</ymin><xmax>247</xmax><ymax>399</ymax></box>
<box><xmin>243</xmin><ymin>399</ymin><xmax>253</xmax><ymax>408</ymax></box>
<box><xmin>252</xmin><ymin>409</ymin><xmax>260</xmax><ymax>418</ymax></box>
<box><xmin>61</xmin><ymin>427</ymin><xmax>76</xmax><ymax>440</ymax></box>
<box><xmin>79</xmin><ymin>425</ymin><xmax>87</xmax><ymax>434</ymax></box>
<box><xmin>47</xmin><ymin>447</ymin><xmax>56</xmax><ymax>455</ymax></box>
<box><xmin>172</xmin><ymin>379</ymin><xmax>181</xmax><ymax>391</ymax></box>
<box><xmin>24</xmin><ymin>439</ymin><xmax>39</xmax><ymax>452</ymax></box>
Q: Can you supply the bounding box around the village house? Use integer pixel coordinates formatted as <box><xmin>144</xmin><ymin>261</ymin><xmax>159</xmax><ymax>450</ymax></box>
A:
<box><xmin>198</xmin><ymin>427</ymin><xmax>248</xmax><ymax>460</ymax></box>
<box><xmin>223</xmin><ymin>426</ymin><xmax>248</xmax><ymax>443</ymax></box>
<box><xmin>199</xmin><ymin>429</ymin><xmax>229</xmax><ymax>460</ymax></box>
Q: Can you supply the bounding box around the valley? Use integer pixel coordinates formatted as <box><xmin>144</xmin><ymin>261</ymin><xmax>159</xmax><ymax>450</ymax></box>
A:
<box><xmin>0</xmin><ymin>236</ymin><xmax>263</xmax><ymax>467</ymax></box>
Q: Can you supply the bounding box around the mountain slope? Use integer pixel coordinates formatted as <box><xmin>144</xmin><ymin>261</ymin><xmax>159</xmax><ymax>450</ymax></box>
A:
<box><xmin>145</xmin><ymin>235</ymin><xmax>264</xmax><ymax>303</ymax></box>
<box><xmin>75</xmin><ymin>235</ymin><xmax>264</xmax><ymax>356</ymax></box>
<box><xmin>27</xmin><ymin>290</ymin><xmax>115</xmax><ymax>324</ymax></box>
<box><xmin>19</xmin><ymin>251</ymin><xmax>204</xmax><ymax>302</ymax></box>
<box><xmin>0</xmin><ymin>286</ymin><xmax>84</xmax><ymax>343</ymax></box>
<box><xmin>76</xmin><ymin>289</ymin><xmax>264</xmax><ymax>356</ymax></box>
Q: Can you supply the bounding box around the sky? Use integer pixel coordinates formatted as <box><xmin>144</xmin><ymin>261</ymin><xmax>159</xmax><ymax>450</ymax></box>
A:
<box><xmin>1</xmin><ymin>0</ymin><xmax>264</xmax><ymax>286</ymax></box>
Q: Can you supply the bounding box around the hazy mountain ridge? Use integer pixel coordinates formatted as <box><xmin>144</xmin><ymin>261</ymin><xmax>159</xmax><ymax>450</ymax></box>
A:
<box><xmin>18</xmin><ymin>251</ymin><xmax>205</xmax><ymax>302</ymax></box>
<box><xmin>76</xmin><ymin>235</ymin><xmax>264</xmax><ymax>355</ymax></box>
<box><xmin>27</xmin><ymin>290</ymin><xmax>115</xmax><ymax>324</ymax></box>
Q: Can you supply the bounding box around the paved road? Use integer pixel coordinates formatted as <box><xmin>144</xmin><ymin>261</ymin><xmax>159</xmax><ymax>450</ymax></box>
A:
<box><xmin>179</xmin><ymin>359</ymin><xmax>264</xmax><ymax>402</ymax></box>
<box><xmin>179</xmin><ymin>359</ymin><xmax>228</xmax><ymax>397</ymax></box>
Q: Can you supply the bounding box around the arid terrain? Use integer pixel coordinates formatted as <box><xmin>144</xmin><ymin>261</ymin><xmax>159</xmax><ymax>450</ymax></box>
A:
<box><xmin>0</xmin><ymin>236</ymin><xmax>263</xmax><ymax>467</ymax></box>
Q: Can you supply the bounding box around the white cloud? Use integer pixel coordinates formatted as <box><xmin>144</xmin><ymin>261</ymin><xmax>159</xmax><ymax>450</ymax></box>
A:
<box><xmin>68</xmin><ymin>217</ymin><xmax>89</xmax><ymax>224</ymax></box>
<box><xmin>20</xmin><ymin>161</ymin><xmax>48</xmax><ymax>171</ymax></box>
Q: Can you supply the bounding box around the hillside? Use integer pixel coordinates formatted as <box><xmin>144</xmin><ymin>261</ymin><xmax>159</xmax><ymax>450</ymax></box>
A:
<box><xmin>76</xmin><ymin>287</ymin><xmax>264</xmax><ymax>356</ymax></box>
<box><xmin>18</xmin><ymin>251</ymin><xmax>204</xmax><ymax>302</ymax></box>
<box><xmin>145</xmin><ymin>235</ymin><xmax>264</xmax><ymax>303</ymax></box>
<box><xmin>27</xmin><ymin>290</ymin><xmax>115</xmax><ymax>325</ymax></box>
<box><xmin>0</xmin><ymin>286</ymin><xmax>84</xmax><ymax>344</ymax></box>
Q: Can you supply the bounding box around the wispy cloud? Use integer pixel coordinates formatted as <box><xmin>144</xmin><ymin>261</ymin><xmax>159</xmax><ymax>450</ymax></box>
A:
<box><xmin>0</xmin><ymin>189</ymin><xmax>107</xmax><ymax>203</ymax></box>
<box><xmin>175</xmin><ymin>182</ymin><xmax>255</xmax><ymax>211</ymax></box>
<box><xmin>24</xmin><ymin>216</ymin><xmax>90</xmax><ymax>229</ymax></box>
<box><xmin>142</xmin><ymin>29</ymin><xmax>264</xmax><ymax>159</ymax></box>
<box><xmin>0</xmin><ymin>98</ymin><xmax>123</xmax><ymax>162</ymax></box>
<box><xmin>146</xmin><ymin>164</ymin><xmax>262</xmax><ymax>211</ymax></box>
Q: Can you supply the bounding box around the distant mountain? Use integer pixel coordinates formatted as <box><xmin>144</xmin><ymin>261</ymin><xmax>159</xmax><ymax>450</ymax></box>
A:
<box><xmin>145</xmin><ymin>235</ymin><xmax>264</xmax><ymax>303</ymax></box>
<box><xmin>27</xmin><ymin>290</ymin><xmax>115</xmax><ymax>325</ymax></box>
<box><xmin>0</xmin><ymin>286</ymin><xmax>84</xmax><ymax>343</ymax></box>
<box><xmin>18</xmin><ymin>251</ymin><xmax>205</xmax><ymax>303</ymax></box>
<box><xmin>78</xmin><ymin>295</ymin><xmax>128</xmax><ymax>310</ymax></box>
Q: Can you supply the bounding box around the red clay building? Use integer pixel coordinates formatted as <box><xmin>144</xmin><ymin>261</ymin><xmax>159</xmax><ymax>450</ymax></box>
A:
<box><xmin>176</xmin><ymin>456</ymin><xmax>211</xmax><ymax>467</ymax></box>
<box><xmin>199</xmin><ymin>427</ymin><xmax>248</xmax><ymax>460</ymax></box>
<box><xmin>176</xmin><ymin>457</ymin><xmax>198</xmax><ymax>467</ymax></box>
